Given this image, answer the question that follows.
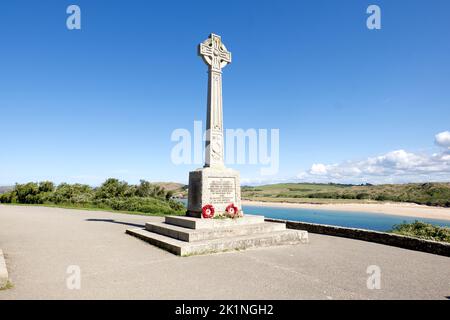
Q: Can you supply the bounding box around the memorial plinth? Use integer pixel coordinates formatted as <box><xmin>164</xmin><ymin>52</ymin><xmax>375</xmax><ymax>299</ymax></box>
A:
<box><xmin>127</xmin><ymin>215</ymin><xmax>308</xmax><ymax>256</ymax></box>
<box><xmin>187</xmin><ymin>167</ymin><xmax>242</xmax><ymax>218</ymax></box>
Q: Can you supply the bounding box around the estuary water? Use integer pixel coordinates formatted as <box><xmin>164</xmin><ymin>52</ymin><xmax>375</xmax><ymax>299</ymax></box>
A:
<box><xmin>179</xmin><ymin>199</ymin><xmax>450</xmax><ymax>232</ymax></box>
<box><xmin>243</xmin><ymin>204</ymin><xmax>450</xmax><ymax>232</ymax></box>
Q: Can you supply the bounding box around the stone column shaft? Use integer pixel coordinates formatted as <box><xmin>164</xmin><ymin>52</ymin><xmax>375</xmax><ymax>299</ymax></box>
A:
<box><xmin>205</xmin><ymin>69</ymin><xmax>224</xmax><ymax>168</ymax></box>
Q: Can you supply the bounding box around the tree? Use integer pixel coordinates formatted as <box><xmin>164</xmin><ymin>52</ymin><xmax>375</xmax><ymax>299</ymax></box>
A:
<box><xmin>39</xmin><ymin>181</ymin><xmax>55</xmax><ymax>193</ymax></box>
<box><xmin>15</xmin><ymin>182</ymin><xmax>39</xmax><ymax>203</ymax></box>
<box><xmin>165</xmin><ymin>190</ymin><xmax>174</xmax><ymax>200</ymax></box>
<box><xmin>136</xmin><ymin>180</ymin><xmax>153</xmax><ymax>197</ymax></box>
<box><xmin>95</xmin><ymin>178</ymin><xmax>129</xmax><ymax>199</ymax></box>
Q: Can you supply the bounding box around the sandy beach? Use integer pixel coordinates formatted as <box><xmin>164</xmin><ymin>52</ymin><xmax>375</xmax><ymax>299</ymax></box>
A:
<box><xmin>242</xmin><ymin>200</ymin><xmax>450</xmax><ymax>222</ymax></box>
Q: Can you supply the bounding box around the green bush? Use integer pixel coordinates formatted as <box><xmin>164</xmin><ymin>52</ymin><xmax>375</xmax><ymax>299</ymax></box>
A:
<box><xmin>0</xmin><ymin>179</ymin><xmax>185</xmax><ymax>216</ymax></box>
<box><xmin>390</xmin><ymin>221</ymin><xmax>450</xmax><ymax>243</ymax></box>
<box><xmin>0</xmin><ymin>192</ymin><xmax>15</xmax><ymax>203</ymax></box>
<box><xmin>95</xmin><ymin>178</ymin><xmax>131</xmax><ymax>199</ymax></box>
<box><xmin>51</xmin><ymin>183</ymin><xmax>94</xmax><ymax>204</ymax></box>
<box><xmin>15</xmin><ymin>182</ymin><xmax>39</xmax><ymax>203</ymax></box>
<box><xmin>96</xmin><ymin>197</ymin><xmax>185</xmax><ymax>215</ymax></box>
<box><xmin>39</xmin><ymin>181</ymin><xmax>55</xmax><ymax>193</ymax></box>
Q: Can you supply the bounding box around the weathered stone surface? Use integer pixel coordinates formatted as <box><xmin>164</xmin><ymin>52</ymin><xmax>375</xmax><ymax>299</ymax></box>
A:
<box><xmin>146</xmin><ymin>221</ymin><xmax>286</xmax><ymax>242</ymax></box>
<box><xmin>187</xmin><ymin>167</ymin><xmax>242</xmax><ymax>217</ymax></box>
<box><xmin>126</xmin><ymin>227</ymin><xmax>308</xmax><ymax>257</ymax></box>
<box><xmin>198</xmin><ymin>33</ymin><xmax>231</xmax><ymax>169</ymax></box>
<box><xmin>166</xmin><ymin>214</ymin><xmax>263</xmax><ymax>230</ymax></box>
<box><xmin>127</xmin><ymin>214</ymin><xmax>308</xmax><ymax>256</ymax></box>
<box><xmin>187</xmin><ymin>34</ymin><xmax>243</xmax><ymax>218</ymax></box>
<box><xmin>0</xmin><ymin>249</ymin><xmax>9</xmax><ymax>289</ymax></box>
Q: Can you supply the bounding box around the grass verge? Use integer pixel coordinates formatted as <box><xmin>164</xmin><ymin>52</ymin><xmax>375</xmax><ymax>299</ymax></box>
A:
<box><xmin>0</xmin><ymin>202</ymin><xmax>185</xmax><ymax>217</ymax></box>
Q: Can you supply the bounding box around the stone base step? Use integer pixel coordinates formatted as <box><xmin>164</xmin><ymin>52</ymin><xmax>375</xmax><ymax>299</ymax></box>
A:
<box><xmin>126</xmin><ymin>228</ymin><xmax>308</xmax><ymax>256</ymax></box>
<box><xmin>165</xmin><ymin>214</ymin><xmax>265</xmax><ymax>230</ymax></box>
<box><xmin>146</xmin><ymin>221</ymin><xmax>286</xmax><ymax>242</ymax></box>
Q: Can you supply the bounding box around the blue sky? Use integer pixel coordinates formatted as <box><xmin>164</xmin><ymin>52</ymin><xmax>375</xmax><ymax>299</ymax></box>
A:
<box><xmin>0</xmin><ymin>0</ymin><xmax>449</xmax><ymax>186</ymax></box>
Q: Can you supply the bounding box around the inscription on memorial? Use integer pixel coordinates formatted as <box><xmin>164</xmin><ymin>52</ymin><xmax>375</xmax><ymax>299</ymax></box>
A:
<box><xmin>208</xmin><ymin>177</ymin><xmax>236</xmax><ymax>205</ymax></box>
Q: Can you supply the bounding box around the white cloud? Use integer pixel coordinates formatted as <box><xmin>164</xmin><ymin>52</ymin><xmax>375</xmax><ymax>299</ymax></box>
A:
<box><xmin>298</xmin><ymin>132</ymin><xmax>450</xmax><ymax>184</ymax></box>
<box><xmin>435</xmin><ymin>131</ymin><xmax>450</xmax><ymax>148</ymax></box>
<box><xmin>310</xmin><ymin>163</ymin><xmax>329</xmax><ymax>175</ymax></box>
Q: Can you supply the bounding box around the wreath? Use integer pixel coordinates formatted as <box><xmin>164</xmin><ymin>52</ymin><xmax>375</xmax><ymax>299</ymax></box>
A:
<box><xmin>225</xmin><ymin>203</ymin><xmax>239</xmax><ymax>218</ymax></box>
<box><xmin>202</xmin><ymin>204</ymin><xmax>215</xmax><ymax>219</ymax></box>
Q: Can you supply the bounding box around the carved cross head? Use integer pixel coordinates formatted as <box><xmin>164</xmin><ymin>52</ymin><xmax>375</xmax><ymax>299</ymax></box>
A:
<box><xmin>198</xmin><ymin>33</ymin><xmax>232</xmax><ymax>72</ymax></box>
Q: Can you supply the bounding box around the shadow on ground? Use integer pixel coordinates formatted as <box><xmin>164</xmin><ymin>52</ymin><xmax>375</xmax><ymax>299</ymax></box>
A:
<box><xmin>85</xmin><ymin>218</ymin><xmax>144</xmax><ymax>228</ymax></box>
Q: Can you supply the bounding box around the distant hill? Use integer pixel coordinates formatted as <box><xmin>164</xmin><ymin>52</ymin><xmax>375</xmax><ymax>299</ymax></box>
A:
<box><xmin>242</xmin><ymin>182</ymin><xmax>450</xmax><ymax>207</ymax></box>
<box><xmin>153</xmin><ymin>182</ymin><xmax>187</xmax><ymax>198</ymax></box>
<box><xmin>153</xmin><ymin>182</ymin><xmax>185</xmax><ymax>191</ymax></box>
<box><xmin>0</xmin><ymin>186</ymin><xmax>13</xmax><ymax>194</ymax></box>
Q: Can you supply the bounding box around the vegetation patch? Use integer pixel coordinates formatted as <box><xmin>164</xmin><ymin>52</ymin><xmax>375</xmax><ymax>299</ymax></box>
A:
<box><xmin>0</xmin><ymin>179</ymin><xmax>186</xmax><ymax>216</ymax></box>
<box><xmin>390</xmin><ymin>221</ymin><xmax>450</xmax><ymax>243</ymax></box>
<box><xmin>0</xmin><ymin>280</ymin><xmax>13</xmax><ymax>291</ymax></box>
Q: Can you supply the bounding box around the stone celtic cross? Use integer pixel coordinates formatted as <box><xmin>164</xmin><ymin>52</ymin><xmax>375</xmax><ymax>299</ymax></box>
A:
<box><xmin>198</xmin><ymin>33</ymin><xmax>232</xmax><ymax>168</ymax></box>
<box><xmin>186</xmin><ymin>33</ymin><xmax>242</xmax><ymax>218</ymax></box>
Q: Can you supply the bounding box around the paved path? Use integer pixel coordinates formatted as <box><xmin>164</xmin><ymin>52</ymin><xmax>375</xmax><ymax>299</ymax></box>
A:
<box><xmin>0</xmin><ymin>205</ymin><xmax>449</xmax><ymax>300</ymax></box>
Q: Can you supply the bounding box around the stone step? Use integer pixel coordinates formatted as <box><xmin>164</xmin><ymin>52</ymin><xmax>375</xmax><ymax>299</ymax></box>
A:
<box><xmin>145</xmin><ymin>221</ymin><xmax>286</xmax><ymax>242</ymax></box>
<box><xmin>126</xmin><ymin>228</ymin><xmax>308</xmax><ymax>256</ymax></box>
<box><xmin>165</xmin><ymin>214</ymin><xmax>265</xmax><ymax>230</ymax></box>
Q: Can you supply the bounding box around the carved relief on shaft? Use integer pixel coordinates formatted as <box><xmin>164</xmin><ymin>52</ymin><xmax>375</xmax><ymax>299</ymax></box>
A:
<box><xmin>198</xmin><ymin>34</ymin><xmax>232</xmax><ymax>168</ymax></box>
<box><xmin>205</xmin><ymin>70</ymin><xmax>224</xmax><ymax>167</ymax></box>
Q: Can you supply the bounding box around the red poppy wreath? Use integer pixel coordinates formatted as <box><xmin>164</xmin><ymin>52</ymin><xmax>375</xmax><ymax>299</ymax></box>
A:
<box><xmin>225</xmin><ymin>203</ymin><xmax>239</xmax><ymax>218</ymax></box>
<box><xmin>202</xmin><ymin>204</ymin><xmax>215</xmax><ymax>219</ymax></box>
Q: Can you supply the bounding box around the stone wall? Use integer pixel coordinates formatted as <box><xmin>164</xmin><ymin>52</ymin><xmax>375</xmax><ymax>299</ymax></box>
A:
<box><xmin>265</xmin><ymin>218</ymin><xmax>450</xmax><ymax>257</ymax></box>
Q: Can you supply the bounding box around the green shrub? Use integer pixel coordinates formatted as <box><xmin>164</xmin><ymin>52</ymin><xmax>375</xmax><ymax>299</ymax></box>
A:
<box><xmin>390</xmin><ymin>221</ymin><xmax>450</xmax><ymax>243</ymax></box>
<box><xmin>0</xmin><ymin>192</ymin><xmax>15</xmax><ymax>203</ymax></box>
<box><xmin>95</xmin><ymin>178</ymin><xmax>131</xmax><ymax>199</ymax></box>
<box><xmin>51</xmin><ymin>183</ymin><xmax>94</xmax><ymax>204</ymax></box>
<box><xmin>0</xmin><ymin>179</ymin><xmax>185</xmax><ymax>216</ymax></box>
<box><xmin>15</xmin><ymin>182</ymin><xmax>39</xmax><ymax>203</ymax></box>
<box><xmin>39</xmin><ymin>181</ymin><xmax>54</xmax><ymax>193</ymax></box>
<box><xmin>96</xmin><ymin>197</ymin><xmax>185</xmax><ymax>215</ymax></box>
